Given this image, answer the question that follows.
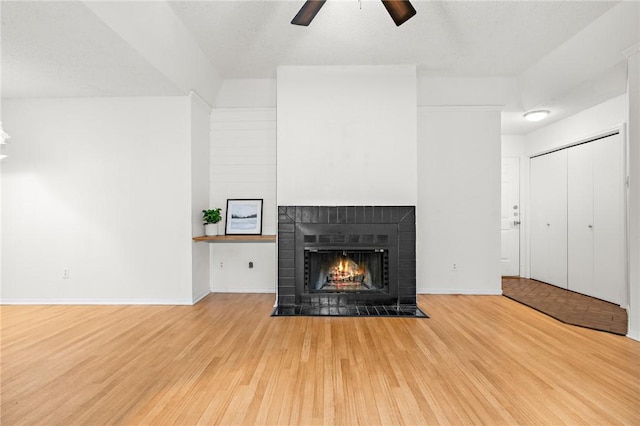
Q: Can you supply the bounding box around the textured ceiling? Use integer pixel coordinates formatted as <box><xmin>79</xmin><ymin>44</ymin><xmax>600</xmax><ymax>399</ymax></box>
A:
<box><xmin>1</xmin><ymin>1</ymin><xmax>182</xmax><ymax>99</ymax></box>
<box><xmin>1</xmin><ymin>0</ymin><xmax>637</xmax><ymax>134</ymax></box>
<box><xmin>168</xmin><ymin>0</ymin><xmax>617</xmax><ymax>79</ymax></box>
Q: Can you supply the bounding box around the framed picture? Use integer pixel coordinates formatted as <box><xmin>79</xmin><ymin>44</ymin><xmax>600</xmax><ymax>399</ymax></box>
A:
<box><xmin>225</xmin><ymin>199</ymin><xmax>263</xmax><ymax>235</ymax></box>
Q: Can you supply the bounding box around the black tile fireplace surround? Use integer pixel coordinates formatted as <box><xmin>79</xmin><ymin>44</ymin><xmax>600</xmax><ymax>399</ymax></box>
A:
<box><xmin>277</xmin><ymin>206</ymin><xmax>417</xmax><ymax>312</ymax></box>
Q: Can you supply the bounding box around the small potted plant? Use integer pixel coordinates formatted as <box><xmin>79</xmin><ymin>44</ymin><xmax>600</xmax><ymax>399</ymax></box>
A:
<box><xmin>202</xmin><ymin>208</ymin><xmax>222</xmax><ymax>236</ymax></box>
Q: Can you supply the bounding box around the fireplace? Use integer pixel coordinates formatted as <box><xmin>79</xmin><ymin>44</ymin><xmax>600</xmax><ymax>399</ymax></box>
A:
<box><xmin>276</xmin><ymin>206</ymin><xmax>418</xmax><ymax>313</ymax></box>
<box><xmin>293</xmin><ymin>221</ymin><xmax>399</xmax><ymax>305</ymax></box>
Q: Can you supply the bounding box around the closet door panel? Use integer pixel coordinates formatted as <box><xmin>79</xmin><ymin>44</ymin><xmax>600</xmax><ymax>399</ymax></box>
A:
<box><xmin>568</xmin><ymin>143</ymin><xmax>594</xmax><ymax>296</ymax></box>
<box><xmin>530</xmin><ymin>150</ymin><xmax>568</xmax><ymax>288</ymax></box>
<box><xmin>546</xmin><ymin>149</ymin><xmax>568</xmax><ymax>288</ymax></box>
<box><xmin>592</xmin><ymin>134</ymin><xmax>625</xmax><ymax>304</ymax></box>
<box><xmin>529</xmin><ymin>155</ymin><xmax>546</xmax><ymax>282</ymax></box>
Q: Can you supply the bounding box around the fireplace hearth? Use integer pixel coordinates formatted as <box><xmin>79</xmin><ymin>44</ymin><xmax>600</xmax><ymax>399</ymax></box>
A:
<box><xmin>274</xmin><ymin>206</ymin><xmax>425</xmax><ymax>317</ymax></box>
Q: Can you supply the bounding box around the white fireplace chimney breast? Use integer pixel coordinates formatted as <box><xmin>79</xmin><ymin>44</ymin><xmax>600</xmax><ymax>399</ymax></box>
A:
<box><xmin>277</xmin><ymin>65</ymin><xmax>417</xmax><ymax>206</ymax></box>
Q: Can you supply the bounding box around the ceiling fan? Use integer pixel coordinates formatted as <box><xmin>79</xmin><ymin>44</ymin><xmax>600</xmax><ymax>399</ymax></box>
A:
<box><xmin>291</xmin><ymin>0</ymin><xmax>417</xmax><ymax>27</ymax></box>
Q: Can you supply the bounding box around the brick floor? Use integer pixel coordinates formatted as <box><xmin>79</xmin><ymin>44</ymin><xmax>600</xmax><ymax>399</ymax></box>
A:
<box><xmin>502</xmin><ymin>277</ymin><xmax>628</xmax><ymax>335</ymax></box>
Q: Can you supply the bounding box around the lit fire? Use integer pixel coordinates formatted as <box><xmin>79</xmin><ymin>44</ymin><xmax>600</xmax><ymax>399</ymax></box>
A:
<box><xmin>328</xmin><ymin>256</ymin><xmax>365</xmax><ymax>286</ymax></box>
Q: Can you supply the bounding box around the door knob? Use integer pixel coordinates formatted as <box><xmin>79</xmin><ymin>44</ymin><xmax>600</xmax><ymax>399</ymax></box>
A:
<box><xmin>588</xmin><ymin>224</ymin><xmax>593</xmax><ymax>229</ymax></box>
<box><xmin>514</xmin><ymin>220</ymin><xmax>521</xmax><ymax>226</ymax></box>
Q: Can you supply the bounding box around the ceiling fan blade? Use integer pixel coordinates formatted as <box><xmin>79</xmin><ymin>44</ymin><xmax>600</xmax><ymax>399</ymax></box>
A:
<box><xmin>291</xmin><ymin>0</ymin><xmax>327</xmax><ymax>26</ymax></box>
<box><xmin>381</xmin><ymin>0</ymin><xmax>416</xmax><ymax>26</ymax></box>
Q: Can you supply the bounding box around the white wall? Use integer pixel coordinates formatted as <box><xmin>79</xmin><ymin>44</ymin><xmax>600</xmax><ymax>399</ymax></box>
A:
<box><xmin>277</xmin><ymin>65</ymin><xmax>417</xmax><ymax>206</ymax></box>
<box><xmin>502</xmin><ymin>135</ymin><xmax>526</xmax><ymax>158</ymax></box>
<box><xmin>209</xmin><ymin>108</ymin><xmax>276</xmax><ymax>293</ymax></box>
<box><xmin>1</xmin><ymin>97</ymin><xmax>195</xmax><ymax>304</ymax></box>
<box><xmin>525</xmin><ymin>95</ymin><xmax>627</xmax><ymax>156</ymax></box>
<box><xmin>418</xmin><ymin>108</ymin><xmax>502</xmax><ymax>295</ymax></box>
<box><xmin>211</xmin><ymin>69</ymin><xmax>504</xmax><ymax>296</ymax></box>
<box><xmin>190</xmin><ymin>93</ymin><xmax>212</xmax><ymax>302</ymax></box>
<box><xmin>215</xmin><ymin>79</ymin><xmax>276</xmax><ymax>109</ymax></box>
<box><xmin>418</xmin><ymin>77</ymin><xmax>521</xmax><ymax>110</ymax></box>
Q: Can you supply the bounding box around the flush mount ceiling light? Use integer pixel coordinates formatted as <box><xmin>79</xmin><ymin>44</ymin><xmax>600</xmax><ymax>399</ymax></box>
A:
<box><xmin>523</xmin><ymin>110</ymin><xmax>550</xmax><ymax>122</ymax></box>
<box><xmin>291</xmin><ymin>0</ymin><xmax>416</xmax><ymax>27</ymax></box>
<box><xmin>0</xmin><ymin>123</ymin><xmax>10</xmax><ymax>144</ymax></box>
<box><xmin>0</xmin><ymin>122</ymin><xmax>11</xmax><ymax>160</ymax></box>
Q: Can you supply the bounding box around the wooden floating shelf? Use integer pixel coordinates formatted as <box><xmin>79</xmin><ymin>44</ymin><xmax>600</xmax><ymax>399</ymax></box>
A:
<box><xmin>193</xmin><ymin>235</ymin><xmax>276</xmax><ymax>243</ymax></box>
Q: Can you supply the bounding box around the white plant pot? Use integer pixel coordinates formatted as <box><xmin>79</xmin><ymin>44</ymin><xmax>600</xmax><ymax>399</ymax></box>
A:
<box><xmin>204</xmin><ymin>223</ymin><xmax>219</xmax><ymax>236</ymax></box>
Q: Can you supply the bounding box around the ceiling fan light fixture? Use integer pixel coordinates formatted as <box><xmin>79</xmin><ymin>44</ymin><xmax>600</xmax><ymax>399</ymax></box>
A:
<box><xmin>291</xmin><ymin>0</ymin><xmax>327</xmax><ymax>26</ymax></box>
<box><xmin>381</xmin><ymin>0</ymin><xmax>417</xmax><ymax>26</ymax></box>
<box><xmin>524</xmin><ymin>110</ymin><xmax>550</xmax><ymax>122</ymax></box>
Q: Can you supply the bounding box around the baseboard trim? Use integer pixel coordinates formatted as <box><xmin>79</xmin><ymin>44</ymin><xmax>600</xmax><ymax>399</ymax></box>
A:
<box><xmin>418</xmin><ymin>288</ymin><xmax>503</xmax><ymax>296</ymax></box>
<box><xmin>192</xmin><ymin>290</ymin><xmax>211</xmax><ymax>304</ymax></box>
<box><xmin>0</xmin><ymin>298</ymin><xmax>195</xmax><ymax>306</ymax></box>
<box><xmin>210</xmin><ymin>288</ymin><xmax>276</xmax><ymax>294</ymax></box>
<box><xmin>627</xmin><ymin>331</ymin><xmax>639</xmax><ymax>342</ymax></box>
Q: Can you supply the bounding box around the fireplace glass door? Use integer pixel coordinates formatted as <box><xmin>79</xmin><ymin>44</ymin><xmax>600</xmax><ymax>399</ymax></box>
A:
<box><xmin>305</xmin><ymin>249</ymin><xmax>389</xmax><ymax>293</ymax></box>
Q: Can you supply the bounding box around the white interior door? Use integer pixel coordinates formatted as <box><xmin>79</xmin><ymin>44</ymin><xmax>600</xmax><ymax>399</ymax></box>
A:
<box><xmin>592</xmin><ymin>133</ymin><xmax>625</xmax><ymax>304</ymax></box>
<box><xmin>501</xmin><ymin>157</ymin><xmax>520</xmax><ymax>276</ymax></box>
<box><xmin>530</xmin><ymin>150</ymin><xmax>568</xmax><ymax>288</ymax></box>
<box><xmin>568</xmin><ymin>142</ymin><xmax>594</xmax><ymax>296</ymax></box>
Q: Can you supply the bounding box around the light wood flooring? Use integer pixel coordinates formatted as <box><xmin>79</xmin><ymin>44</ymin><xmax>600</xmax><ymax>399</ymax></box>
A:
<box><xmin>1</xmin><ymin>294</ymin><xmax>639</xmax><ymax>425</ymax></box>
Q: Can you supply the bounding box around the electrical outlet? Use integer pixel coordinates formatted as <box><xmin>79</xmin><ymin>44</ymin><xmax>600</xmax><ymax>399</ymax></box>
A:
<box><xmin>63</xmin><ymin>269</ymin><xmax>69</xmax><ymax>279</ymax></box>
<box><xmin>219</xmin><ymin>261</ymin><xmax>224</xmax><ymax>269</ymax></box>
<box><xmin>452</xmin><ymin>263</ymin><xmax>457</xmax><ymax>271</ymax></box>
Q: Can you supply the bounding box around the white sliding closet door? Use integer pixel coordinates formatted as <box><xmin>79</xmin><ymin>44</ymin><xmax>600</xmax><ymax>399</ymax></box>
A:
<box><xmin>537</xmin><ymin>133</ymin><xmax>625</xmax><ymax>304</ymax></box>
<box><xmin>592</xmin><ymin>134</ymin><xmax>625</xmax><ymax>304</ymax></box>
<box><xmin>567</xmin><ymin>134</ymin><xmax>625</xmax><ymax>304</ymax></box>
<box><xmin>530</xmin><ymin>149</ymin><xmax>568</xmax><ymax>288</ymax></box>
<box><xmin>568</xmin><ymin>143</ymin><xmax>594</xmax><ymax>296</ymax></box>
